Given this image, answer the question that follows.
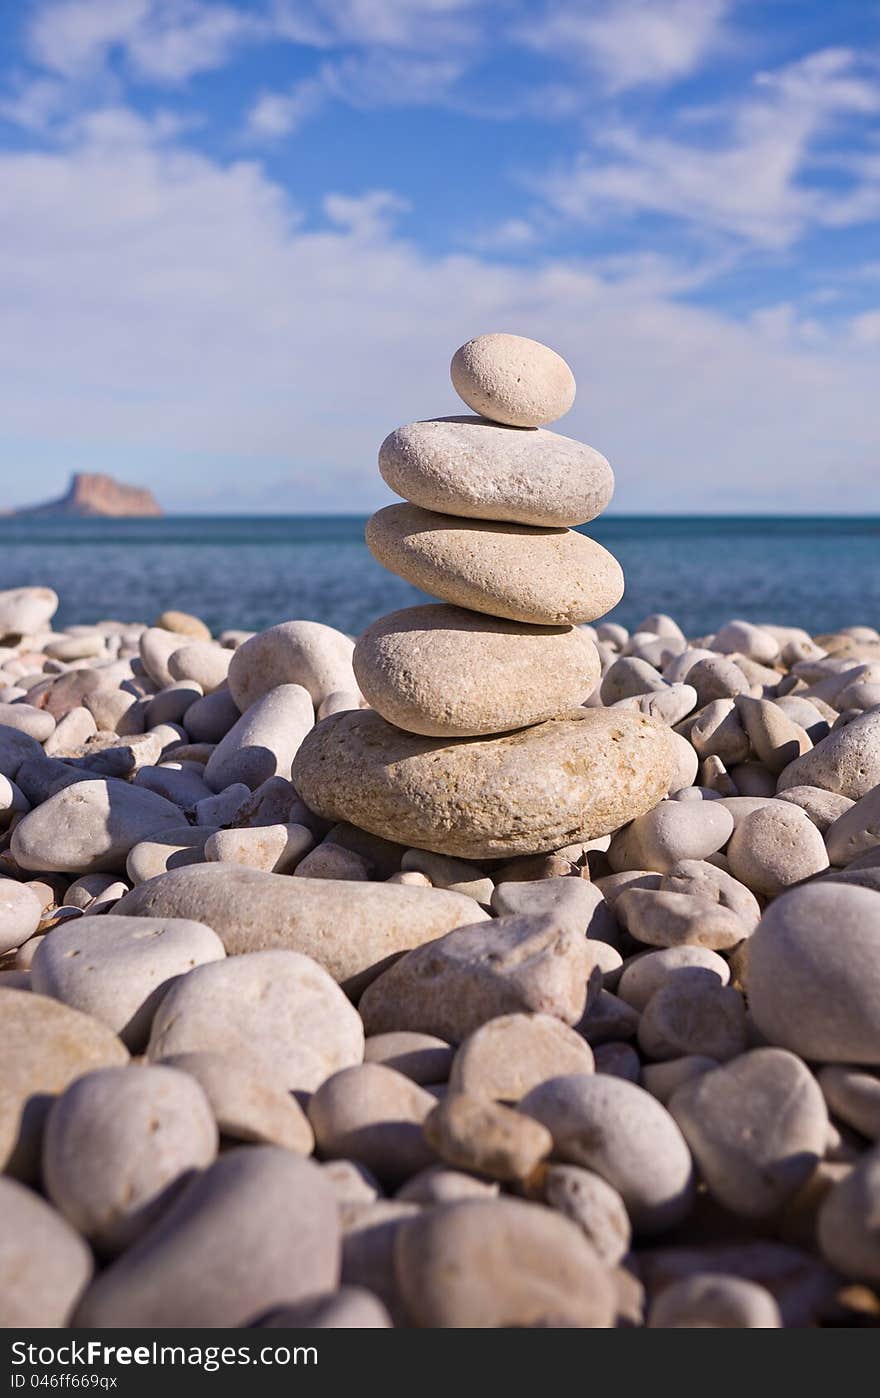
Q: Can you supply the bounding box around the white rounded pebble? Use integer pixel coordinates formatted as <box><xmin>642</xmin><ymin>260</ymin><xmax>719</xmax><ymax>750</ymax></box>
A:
<box><xmin>450</xmin><ymin>333</ymin><xmax>576</xmax><ymax>427</ymax></box>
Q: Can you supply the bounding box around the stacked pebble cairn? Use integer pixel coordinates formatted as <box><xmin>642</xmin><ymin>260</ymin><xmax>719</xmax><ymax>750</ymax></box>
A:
<box><xmin>293</xmin><ymin>333</ymin><xmax>677</xmax><ymax>859</ymax></box>
<box><xmin>0</xmin><ymin>345</ymin><xmax>879</xmax><ymax>1331</ymax></box>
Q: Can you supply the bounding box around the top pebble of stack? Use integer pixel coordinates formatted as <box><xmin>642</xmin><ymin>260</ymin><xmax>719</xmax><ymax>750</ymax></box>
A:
<box><xmin>451</xmin><ymin>332</ymin><xmax>576</xmax><ymax>428</ymax></box>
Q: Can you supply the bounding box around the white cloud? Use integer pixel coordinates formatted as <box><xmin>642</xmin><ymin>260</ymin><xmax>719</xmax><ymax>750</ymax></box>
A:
<box><xmin>536</xmin><ymin>48</ymin><xmax>880</xmax><ymax>248</ymax></box>
<box><xmin>271</xmin><ymin>0</ymin><xmax>481</xmax><ymax>50</ymax></box>
<box><xmin>28</xmin><ymin>0</ymin><xmax>259</xmax><ymax>83</ymax></box>
<box><xmin>246</xmin><ymin>78</ymin><xmax>325</xmax><ymax>138</ymax></box>
<box><xmin>0</xmin><ymin>108</ymin><xmax>877</xmax><ymax>515</ymax></box>
<box><xmin>517</xmin><ymin>0</ymin><xmax>732</xmax><ymax>91</ymax></box>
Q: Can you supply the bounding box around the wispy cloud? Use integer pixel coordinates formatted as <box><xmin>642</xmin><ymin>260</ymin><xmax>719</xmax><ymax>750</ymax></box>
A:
<box><xmin>535</xmin><ymin>48</ymin><xmax>880</xmax><ymax>248</ymax></box>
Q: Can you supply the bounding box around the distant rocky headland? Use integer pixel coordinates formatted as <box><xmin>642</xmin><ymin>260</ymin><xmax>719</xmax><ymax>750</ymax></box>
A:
<box><xmin>10</xmin><ymin>472</ymin><xmax>163</xmax><ymax>518</ymax></box>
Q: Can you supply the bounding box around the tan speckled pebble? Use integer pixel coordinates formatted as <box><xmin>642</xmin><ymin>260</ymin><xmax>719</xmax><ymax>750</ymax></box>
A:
<box><xmin>424</xmin><ymin>1092</ymin><xmax>553</xmax><ymax>1181</ymax></box>
<box><xmin>519</xmin><ymin>1074</ymin><xmax>694</xmax><ymax>1233</ymax></box>
<box><xmin>114</xmin><ymin>863</ymin><xmax>486</xmax><ymax>993</ymax></box>
<box><xmin>649</xmin><ymin>1274</ymin><xmax>782</xmax><ymax>1328</ymax></box>
<box><xmin>379</xmin><ymin>416</ymin><xmax>610</xmax><ymax>526</ymax></box>
<box><xmin>204</xmin><ymin>822</ymin><xmax>313</xmax><ymax>873</ymax></box>
<box><xmin>293</xmin><ymin>707</ymin><xmax>676</xmax><ymax>860</ymax></box>
<box><xmin>450</xmin><ymin>333</ymin><xmax>576</xmax><ymax>428</ymax></box>
<box><xmin>0</xmin><ymin>1175</ymin><xmax>93</xmax><ymax>1326</ymax></box>
<box><xmin>746</xmin><ymin>883</ymin><xmax>880</xmax><ymax>1064</ymax></box>
<box><xmin>394</xmin><ymin>1197</ymin><xmax>615</xmax><ymax>1328</ymax></box>
<box><xmin>618</xmin><ymin>889</ymin><xmax>749</xmax><ymax>951</ymax></box>
<box><xmin>659</xmin><ymin>858</ymin><xmax>761</xmax><ymax>928</ymax></box>
<box><xmin>358</xmin><ymin>913</ymin><xmax>600</xmax><ymax>1042</ymax></box>
<box><xmin>353</xmin><ymin>603</ymin><xmax>599</xmax><ymax>737</ymax></box>
<box><xmin>308</xmin><ymin>1064</ymin><xmax>436</xmax><ymax>1185</ymax></box>
<box><xmin>366</xmin><ymin>504</ymin><xmax>623</xmax><ymax>627</ymax></box>
<box><xmin>148</xmin><ymin>949</ymin><xmax>364</xmax><ymax>1092</ymax></box>
<box><xmin>74</xmin><ymin>1147</ymin><xmax>340</xmax><ymax>1327</ymax></box>
<box><xmin>449</xmin><ymin>1013</ymin><xmax>594</xmax><ymax>1102</ymax></box>
<box><xmin>43</xmin><ymin>1064</ymin><xmax>218</xmax><ymax>1255</ymax></box>
<box><xmin>669</xmin><ymin>1049</ymin><xmax>828</xmax><ymax>1217</ymax></box>
<box><xmin>777</xmin><ymin>709</ymin><xmax>880</xmax><ymax>798</ymax></box>
<box><xmin>0</xmin><ymin>988</ymin><xmax>129</xmax><ymax>1178</ymax></box>
<box><xmin>727</xmin><ymin>803</ymin><xmax>829</xmax><ymax>897</ymax></box>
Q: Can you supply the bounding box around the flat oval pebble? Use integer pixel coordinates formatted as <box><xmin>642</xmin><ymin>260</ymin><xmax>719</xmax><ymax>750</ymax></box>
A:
<box><xmin>617</xmin><ymin>889</ymin><xmax>749</xmax><ymax>951</ymax></box>
<box><xmin>366</xmin><ymin>504</ymin><xmax>624</xmax><ymax>627</ymax></box>
<box><xmin>450</xmin><ymin>333</ymin><xmax>576</xmax><ymax>427</ymax></box>
<box><xmin>148</xmin><ymin>949</ymin><xmax>364</xmax><ymax>1092</ymax></box>
<box><xmin>649</xmin><ymin>1274</ymin><xmax>782</xmax><ymax>1328</ymax></box>
<box><xmin>379</xmin><ymin>416</ymin><xmax>610</xmax><ymax>527</ymax></box>
<box><xmin>31</xmin><ymin>914</ymin><xmax>226</xmax><ymax>1050</ymax></box>
<box><xmin>0</xmin><ymin>987</ymin><xmax>129</xmax><ymax>1178</ymax></box>
<box><xmin>519</xmin><ymin>1074</ymin><xmax>694</xmax><ymax>1233</ymax></box>
<box><xmin>308</xmin><ymin>1063</ymin><xmax>436</xmax><ymax>1184</ymax></box>
<box><xmin>227</xmin><ymin>620</ymin><xmax>357</xmax><ymax>711</ymax></box>
<box><xmin>0</xmin><ymin>1175</ymin><xmax>93</xmax><ymax>1326</ymax></box>
<box><xmin>114</xmin><ymin>863</ymin><xmax>486</xmax><ymax>993</ymax></box>
<box><xmin>293</xmin><ymin>707</ymin><xmax>675</xmax><ymax>860</ymax></box>
<box><xmin>491</xmin><ymin>876</ymin><xmax>619</xmax><ymax>943</ymax></box>
<box><xmin>126</xmin><ymin>825</ymin><xmax>215</xmax><ymax>884</ymax></box>
<box><xmin>204</xmin><ymin>683</ymin><xmax>314</xmax><ymax>792</ymax></box>
<box><xmin>353</xmin><ymin>603</ymin><xmax>600</xmax><ymax>737</ymax></box>
<box><xmin>669</xmin><ymin>1048</ymin><xmax>827</xmax><ymax>1218</ymax></box>
<box><xmin>358</xmin><ymin>913</ymin><xmax>600</xmax><ymax>1042</ymax></box>
<box><xmin>746</xmin><ymin>883</ymin><xmax>880</xmax><ymax>1064</ymax></box>
<box><xmin>394</xmin><ymin>1197</ymin><xmax>615</xmax><ymax>1327</ymax></box>
<box><xmin>449</xmin><ymin>1013</ymin><xmax>595</xmax><ymax>1102</ymax></box>
<box><xmin>74</xmin><ymin>1147</ymin><xmax>340</xmax><ymax>1327</ymax></box>
<box><xmin>608</xmin><ymin>801</ymin><xmax>734</xmax><ymax>873</ymax></box>
<box><xmin>0</xmin><ymin>878</ymin><xmax>42</xmax><ymax>953</ymax></box>
<box><xmin>11</xmin><ymin>778</ymin><xmax>183</xmax><ymax>874</ymax></box>
<box><xmin>162</xmin><ymin>1051</ymin><xmax>314</xmax><ymax>1153</ymax></box>
<box><xmin>43</xmin><ymin>1064</ymin><xmax>218</xmax><ymax>1255</ymax></box>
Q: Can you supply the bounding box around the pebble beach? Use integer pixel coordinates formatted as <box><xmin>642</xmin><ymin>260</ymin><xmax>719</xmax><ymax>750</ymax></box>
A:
<box><xmin>1</xmin><ymin>333</ymin><xmax>879</xmax><ymax>1331</ymax></box>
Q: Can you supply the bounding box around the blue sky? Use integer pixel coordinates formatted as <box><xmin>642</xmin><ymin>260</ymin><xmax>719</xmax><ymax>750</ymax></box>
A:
<box><xmin>0</xmin><ymin>0</ymin><xmax>878</xmax><ymax>513</ymax></box>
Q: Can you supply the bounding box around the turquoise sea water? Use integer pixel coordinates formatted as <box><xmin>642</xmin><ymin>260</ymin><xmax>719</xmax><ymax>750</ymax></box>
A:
<box><xmin>0</xmin><ymin>515</ymin><xmax>877</xmax><ymax>638</ymax></box>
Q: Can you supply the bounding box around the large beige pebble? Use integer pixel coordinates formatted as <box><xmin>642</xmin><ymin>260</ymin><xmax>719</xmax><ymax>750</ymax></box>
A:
<box><xmin>689</xmin><ymin>699</ymin><xmax>750</xmax><ymax>765</ymax></box>
<box><xmin>394</xmin><ymin>1197</ymin><xmax>615</xmax><ymax>1327</ymax></box>
<box><xmin>449</xmin><ymin>1013</ymin><xmax>594</xmax><ymax>1102</ymax></box>
<box><xmin>162</xmin><ymin>1051</ymin><xmax>314</xmax><ymax>1153</ymax></box>
<box><xmin>529</xmin><ymin>1164</ymin><xmax>631</xmax><ymax>1265</ymax></box>
<box><xmin>293</xmin><ymin>707</ymin><xmax>675</xmax><ymax>860</ymax></box>
<box><xmin>491</xmin><ymin>876</ymin><xmax>618</xmax><ymax>943</ymax></box>
<box><xmin>0</xmin><ymin>877</ymin><xmax>42</xmax><ymax>952</ymax></box>
<box><xmin>74</xmin><ymin>1146</ymin><xmax>340</xmax><ymax>1326</ymax></box>
<box><xmin>817</xmin><ymin>1143</ymin><xmax>880</xmax><ymax>1282</ymax></box>
<box><xmin>608</xmin><ymin>801</ymin><xmax>734</xmax><ymax>874</ymax></box>
<box><xmin>712</xmin><ymin>619</ymin><xmax>780</xmax><ymax>664</ymax></box>
<box><xmin>353</xmin><ymin>603</ymin><xmax>599</xmax><ymax>737</ymax></box>
<box><xmin>227</xmin><ymin>620</ymin><xmax>357</xmax><ymax>710</ymax></box>
<box><xmin>114</xmin><ymin>863</ymin><xmax>485</xmax><ymax>994</ymax></box>
<box><xmin>308</xmin><ymin>1063</ymin><xmax>435</xmax><ymax>1184</ymax></box>
<box><xmin>358</xmin><ymin>913</ymin><xmax>599</xmax><ymax>1042</ymax></box>
<box><xmin>424</xmin><ymin>1092</ymin><xmax>553</xmax><ymax>1182</ymax></box>
<box><xmin>11</xmin><ymin>778</ymin><xmax>183</xmax><ymax>874</ymax></box>
<box><xmin>31</xmin><ymin>914</ymin><xmax>226</xmax><ymax>1050</ymax></box>
<box><xmin>139</xmin><ymin>627</ymin><xmax>187</xmax><ymax>687</ymax></box>
<box><xmin>148</xmin><ymin>949</ymin><xmax>363</xmax><ymax>1092</ymax></box>
<box><xmin>618</xmin><ymin>945</ymin><xmax>730</xmax><ymax>1013</ymax></box>
<box><xmin>649</xmin><ymin>1274</ymin><xmax>782</xmax><ymax>1328</ymax></box>
<box><xmin>450</xmin><ymin>333</ymin><xmax>576</xmax><ymax>428</ymax></box>
<box><xmin>167</xmin><ymin>642</ymin><xmax>231</xmax><ymax>692</ymax></box>
<box><xmin>156</xmin><ymin>609</ymin><xmax>211</xmax><ymax>640</ymax></box>
<box><xmin>735</xmin><ymin>696</ymin><xmax>811</xmax><ymax>774</ymax></box>
<box><xmin>0</xmin><ymin>585</ymin><xmax>58</xmax><ymax>635</ymax></box>
<box><xmin>0</xmin><ymin>988</ymin><xmax>128</xmax><ymax>1177</ymax></box>
<box><xmin>618</xmin><ymin>889</ymin><xmax>749</xmax><ymax>951</ymax></box>
<box><xmin>0</xmin><ymin>1175</ymin><xmax>93</xmax><ymax>1326</ymax></box>
<box><xmin>519</xmin><ymin>1074</ymin><xmax>694</xmax><ymax>1233</ymax></box>
<box><xmin>670</xmin><ymin>1048</ymin><xmax>829</xmax><ymax>1218</ymax></box>
<box><xmin>825</xmin><ymin>785</ymin><xmax>880</xmax><ymax>867</ymax></box>
<box><xmin>600</xmin><ymin>656</ymin><xmax>668</xmax><ymax>705</ymax></box>
<box><xmin>43</xmin><ymin>1064</ymin><xmax>218</xmax><ymax>1255</ymax></box>
<box><xmin>380</xmin><ymin>416</ymin><xmax>609</xmax><ymax>527</ymax></box>
<box><xmin>204</xmin><ymin>683</ymin><xmax>313</xmax><ymax>793</ymax></box>
<box><xmin>746</xmin><ymin>883</ymin><xmax>880</xmax><ymax>1063</ymax></box>
<box><xmin>0</xmin><ymin>701</ymin><xmax>56</xmax><ymax>741</ymax></box>
<box><xmin>777</xmin><ymin>710</ymin><xmax>880</xmax><ymax>799</ymax></box>
<box><xmin>367</xmin><ymin>504</ymin><xmax>624</xmax><ymax>627</ymax></box>
<box><xmin>204</xmin><ymin>822</ymin><xmax>313</xmax><ymax>873</ymax></box>
<box><xmin>637</xmin><ymin>969</ymin><xmax>748</xmax><ymax>1062</ymax></box>
<box><xmin>817</xmin><ymin>1065</ymin><xmax>880</xmax><ymax>1140</ymax></box>
<box><xmin>687</xmin><ymin>656</ymin><xmax>750</xmax><ymax>706</ymax></box>
<box><xmin>727</xmin><ymin>802</ymin><xmax>829</xmax><ymax>897</ymax></box>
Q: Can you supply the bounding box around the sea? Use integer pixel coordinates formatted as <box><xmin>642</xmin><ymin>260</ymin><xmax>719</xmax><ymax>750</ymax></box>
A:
<box><xmin>0</xmin><ymin>515</ymin><xmax>877</xmax><ymax>639</ymax></box>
